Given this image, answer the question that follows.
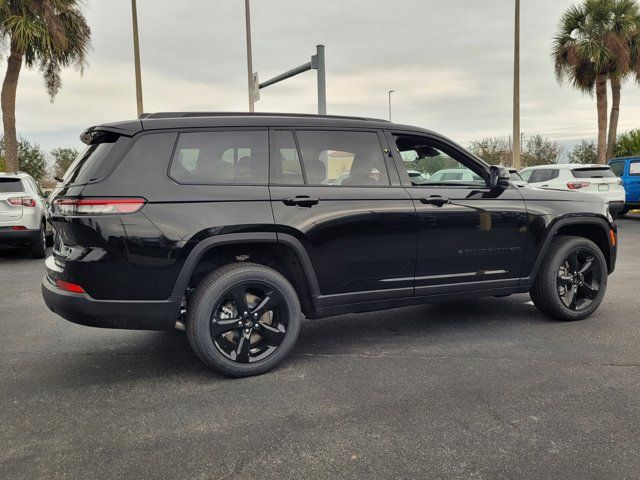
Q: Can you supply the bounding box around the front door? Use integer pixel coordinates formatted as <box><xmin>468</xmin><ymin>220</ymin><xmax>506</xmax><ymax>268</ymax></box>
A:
<box><xmin>386</xmin><ymin>131</ymin><xmax>528</xmax><ymax>296</ymax></box>
<box><xmin>269</xmin><ymin>129</ymin><xmax>416</xmax><ymax>306</ymax></box>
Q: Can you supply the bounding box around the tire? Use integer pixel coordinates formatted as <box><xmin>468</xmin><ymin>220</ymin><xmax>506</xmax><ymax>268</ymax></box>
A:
<box><xmin>30</xmin><ymin>222</ymin><xmax>47</xmax><ymax>259</ymax></box>
<box><xmin>618</xmin><ymin>206</ymin><xmax>630</xmax><ymax>217</ymax></box>
<box><xmin>530</xmin><ymin>236</ymin><xmax>608</xmax><ymax>321</ymax></box>
<box><xmin>186</xmin><ymin>262</ymin><xmax>302</xmax><ymax>377</ymax></box>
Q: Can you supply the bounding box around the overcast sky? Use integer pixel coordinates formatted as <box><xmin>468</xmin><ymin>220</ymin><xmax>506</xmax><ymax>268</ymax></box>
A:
<box><xmin>13</xmin><ymin>0</ymin><xmax>640</xmax><ymax>154</ymax></box>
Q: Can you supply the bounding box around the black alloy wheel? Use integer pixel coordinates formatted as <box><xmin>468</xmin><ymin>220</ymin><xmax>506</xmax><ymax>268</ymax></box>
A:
<box><xmin>556</xmin><ymin>249</ymin><xmax>602</xmax><ymax>311</ymax></box>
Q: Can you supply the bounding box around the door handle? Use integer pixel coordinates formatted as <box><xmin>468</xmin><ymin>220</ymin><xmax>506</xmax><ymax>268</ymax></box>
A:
<box><xmin>541</xmin><ymin>184</ymin><xmax>549</xmax><ymax>188</ymax></box>
<box><xmin>282</xmin><ymin>195</ymin><xmax>320</xmax><ymax>207</ymax></box>
<box><xmin>419</xmin><ymin>195</ymin><xmax>450</xmax><ymax>207</ymax></box>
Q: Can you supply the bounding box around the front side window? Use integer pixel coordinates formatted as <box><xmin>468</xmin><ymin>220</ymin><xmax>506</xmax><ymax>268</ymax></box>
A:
<box><xmin>392</xmin><ymin>134</ymin><xmax>485</xmax><ymax>187</ymax></box>
<box><xmin>170</xmin><ymin>130</ymin><xmax>268</xmax><ymax>184</ymax></box>
<box><xmin>519</xmin><ymin>169</ymin><xmax>532</xmax><ymax>182</ymax></box>
<box><xmin>296</xmin><ymin>131</ymin><xmax>390</xmax><ymax>186</ymax></box>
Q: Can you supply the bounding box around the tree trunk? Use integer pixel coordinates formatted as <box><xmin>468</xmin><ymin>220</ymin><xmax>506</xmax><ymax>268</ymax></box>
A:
<box><xmin>595</xmin><ymin>74</ymin><xmax>608</xmax><ymax>165</ymax></box>
<box><xmin>607</xmin><ymin>77</ymin><xmax>621</xmax><ymax>161</ymax></box>
<box><xmin>1</xmin><ymin>43</ymin><xmax>23</xmax><ymax>174</ymax></box>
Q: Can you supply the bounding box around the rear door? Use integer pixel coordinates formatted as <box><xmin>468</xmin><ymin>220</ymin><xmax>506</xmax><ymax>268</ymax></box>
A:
<box><xmin>625</xmin><ymin>160</ymin><xmax>640</xmax><ymax>204</ymax></box>
<box><xmin>269</xmin><ymin>128</ymin><xmax>416</xmax><ymax>305</ymax></box>
<box><xmin>526</xmin><ymin>169</ymin><xmax>560</xmax><ymax>189</ymax></box>
<box><xmin>0</xmin><ymin>177</ymin><xmax>24</xmax><ymax>225</ymax></box>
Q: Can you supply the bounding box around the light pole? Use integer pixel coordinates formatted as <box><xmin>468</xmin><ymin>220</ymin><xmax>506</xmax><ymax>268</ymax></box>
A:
<box><xmin>512</xmin><ymin>0</ymin><xmax>521</xmax><ymax>169</ymax></box>
<box><xmin>388</xmin><ymin>90</ymin><xmax>394</xmax><ymax>121</ymax></box>
<box><xmin>131</xmin><ymin>0</ymin><xmax>144</xmax><ymax>117</ymax></box>
<box><xmin>244</xmin><ymin>0</ymin><xmax>255</xmax><ymax>112</ymax></box>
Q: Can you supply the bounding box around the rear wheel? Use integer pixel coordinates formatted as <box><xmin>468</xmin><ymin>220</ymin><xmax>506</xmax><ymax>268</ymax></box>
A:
<box><xmin>530</xmin><ymin>236</ymin><xmax>607</xmax><ymax>321</ymax></box>
<box><xmin>30</xmin><ymin>222</ymin><xmax>47</xmax><ymax>259</ymax></box>
<box><xmin>618</xmin><ymin>206</ymin><xmax>630</xmax><ymax>217</ymax></box>
<box><xmin>187</xmin><ymin>262</ymin><xmax>302</xmax><ymax>377</ymax></box>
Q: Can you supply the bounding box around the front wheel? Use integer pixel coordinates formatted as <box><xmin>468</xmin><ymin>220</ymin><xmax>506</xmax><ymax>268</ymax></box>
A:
<box><xmin>530</xmin><ymin>236</ymin><xmax>608</xmax><ymax>321</ymax></box>
<box><xmin>187</xmin><ymin>262</ymin><xmax>302</xmax><ymax>377</ymax></box>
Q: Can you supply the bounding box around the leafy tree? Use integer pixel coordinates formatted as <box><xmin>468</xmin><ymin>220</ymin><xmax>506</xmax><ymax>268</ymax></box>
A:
<box><xmin>522</xmin><ymin>135</ymin><xmax>564</xmax><ymax>167</ymax></box>
<box><xmin>0</xmin><ymin>136</ymin><xmax>45</xmax><ymax>180</ymax></box>
<box><xmin>468</xmin><ymin>137</ymin><xmax>511</xmax><ymax>166</ymax></box>
<box><xmin>567</xmin><ymin>140</ymin><xmax>598</xmax><ymax>164</ymax></box>
<box><xmin>51</xmin><ymin>147</ymin><xmax>79</xmax><ymax>178</ymax></box>
<box><xmin>0</xmin><ymin>0</ymin><xmax>91</xmax><ymax>174</ymax></box>
<box><xmin>614</xmin><ymin>129</ymin><xmax>640</xmax><ymax>157</ymax></box>
<box><xmin>553</xmin><ymin>0</ymin><xmax>640</xmax><ymax>164</ymax></box>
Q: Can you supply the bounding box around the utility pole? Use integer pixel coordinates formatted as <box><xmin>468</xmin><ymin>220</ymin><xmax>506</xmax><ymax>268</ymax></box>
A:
<box><xmin>388</xmin><ymin>90</ymin><xmax>395</xmax><ymax>121</ymax></box>
<box><xmin>244</xmin><ymin>0</ymin><xmax>255</xmax><ymax>112</ymax></box>
<box><xmin>512</xmin><ymin>0</ymin><xmax>521</xmax><ymax>169</ymax></box>
<box><xmin>131</xmin><ymin>0</ymin><xmax>144</xmax><ymax>117</ymax></box>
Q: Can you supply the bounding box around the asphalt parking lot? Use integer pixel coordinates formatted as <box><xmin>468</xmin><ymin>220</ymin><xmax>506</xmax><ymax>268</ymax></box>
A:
<box><xmin>1</xmin><ymin>217</ymin><xmax>639</xmax><ymax>480</ymax></box>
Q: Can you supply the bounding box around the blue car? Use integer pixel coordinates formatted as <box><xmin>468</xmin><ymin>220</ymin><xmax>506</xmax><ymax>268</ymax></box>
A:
<box><xmin>608</xmin><ymin>157</ymin><xmax>640</xmax><ymax>216</ymax></box>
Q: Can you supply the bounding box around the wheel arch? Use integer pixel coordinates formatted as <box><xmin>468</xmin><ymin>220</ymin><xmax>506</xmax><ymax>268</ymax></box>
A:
<box><xmin>528</xmin><ymin>216</ymin><xmax>615</xmax><ymax>282</ymax></box>
<box><xmin>171</xmin><ymin>233</ymin><xmax>320</xmax><ymax>318</ymax></box>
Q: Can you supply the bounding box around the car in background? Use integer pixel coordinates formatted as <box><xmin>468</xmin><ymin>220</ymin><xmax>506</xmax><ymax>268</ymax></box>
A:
<box><xmin>608</xmin><ymin>157</ymin><xmax>640</xmax><ymax>216</ymax></box>
<box><xmin>0</xmin><ymin>172</ymin><xmax>50</xmax><ymax>258</ymax></box>
<box><xmin>519</xmin><ymin>164</ymin><xmax>625</xmax><ymax>216</ymax></box>
<box><xmin>507</xmin><ymin>168</ymin><xmax>527</xmax><ymax>186</ymax></box>
<box><xmin>427</xmin><ymin>168</ymin><xmax>483</xmax><ymax>183</ymax></box>
<box><xmin>407</xmin><ymin>169</ymin><xmax>430</xmax><ymax>185</ymax></box>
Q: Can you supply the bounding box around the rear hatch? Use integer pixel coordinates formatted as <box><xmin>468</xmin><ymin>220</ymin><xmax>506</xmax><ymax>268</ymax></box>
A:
<box><xmin>0</xmin><ymin>177</ymin><xmax>25</xmax><ymax>225</ymax></box>
<box><xmin>568</xmin><ymin>166</ymin><xmax>624</xmax><ymax>199</ymax></box>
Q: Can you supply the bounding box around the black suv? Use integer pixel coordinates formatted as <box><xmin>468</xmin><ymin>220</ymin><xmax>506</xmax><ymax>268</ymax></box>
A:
<box><xmin>43</xmin><ymin>113</ymin><xmax>618</xmax><ymax>376</ymax></box>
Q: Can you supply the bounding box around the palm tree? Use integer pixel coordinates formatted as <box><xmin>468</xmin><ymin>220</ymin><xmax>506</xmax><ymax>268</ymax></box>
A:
<box><xmin>605</xmin><ymin>0</ymin><xmax>640</xmax><ymax>160</ymax></box>
<box><xmin>553</xmin><ymin>0</ymin><xmax>640</xmax><ymax>164</ymax></box>
<box><xmin>614</xmin><ymin>129</ymin><xmax>640</xmax><ymax>156</ymax></box>
<box><xmin>0</xmin><ymin>0</ymin><xmax>90</xmax><ymax>174</ymax></box>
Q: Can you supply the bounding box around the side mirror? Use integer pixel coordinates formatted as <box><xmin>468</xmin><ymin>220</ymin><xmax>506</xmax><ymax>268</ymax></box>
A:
<box><xmin>489</xmin><ymin>165</ymin><xmax>511</xmax><ymax>189</ymax></box>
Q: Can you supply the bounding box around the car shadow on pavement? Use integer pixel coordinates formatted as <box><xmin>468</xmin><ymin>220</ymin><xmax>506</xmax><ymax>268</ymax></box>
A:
<box><xmin>43</xmin><ymin>295</ymin><xmax>542</xmax><ymax>385</ymax></box>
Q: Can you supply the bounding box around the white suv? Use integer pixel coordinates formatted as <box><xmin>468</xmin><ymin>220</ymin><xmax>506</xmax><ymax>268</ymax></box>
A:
<box><xmin>519</xmin><ymin>164</ymin><xmax>626</xmax><ymax>215</ymax></box>
<box><xmin>0</xmin><ymin>172</ymin><xmax>50</xmax><ymax>258</ymax></box>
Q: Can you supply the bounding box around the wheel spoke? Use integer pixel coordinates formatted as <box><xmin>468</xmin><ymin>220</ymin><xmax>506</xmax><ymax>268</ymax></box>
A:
<box><xmin>251</xmin><ymin>290</ymin><xmax>283</xmax><ymax>317</ymax></box>
<box><xmin>562</xmin><ymin>285</ymin><xmax>577</xmax><ymax>309</ymax></box>
<box><xmin>230</xmin><ymin>285</ymin><xmax>249</xmax><ymax>314</ymax></box>
<box><xmin>567</xmin><ymin>251</ymin><xmax>579</xmax><ymax>271</ymax></box>
<box><xmin>258</xmin><ymin>322</ymin><xmax>286</xmax><ymax>346</ymax></box>
<box><xmin>558</xmin><ymin>272</ymin><xmax>573</xmax><ymax>285</ymax></box>
<box><xmin>578</xmin><ymin>256</ymin><xmax>595</xmax><ymax>275</ymax></box>
<box><xmin>210</xmin><ymin>317</ymin><xmax>241</xmax><ymax>337</ymax></box>
<box><xmin>234</xmin><ymin>333</ymin><xmax>251</xmax><ymax>363</ymax></box>
<box><xmin>580</xmin><ymin>282</ymin><xmax>599</xmax><ymax>300</ymax></box>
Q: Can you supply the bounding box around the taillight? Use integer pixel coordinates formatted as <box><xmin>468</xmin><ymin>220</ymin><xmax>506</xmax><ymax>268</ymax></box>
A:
<box><xmin>55</xmin><ymin>279</ymin><xmax>86</xmax><ymax>294</ymax></box>
<box><xmin>567</xmin><ymin>181</ymin><xmax>591</xmax><ymax>190</ymax></box>
<box><xmin>54</xmin><ymin>197</ymin><xmax>146</xmax><ymax>215</ymax></box>
<box><xmin>7</xmin><ymin>196</ymin><xmax>36</xmax><ymax>207</ymax></box>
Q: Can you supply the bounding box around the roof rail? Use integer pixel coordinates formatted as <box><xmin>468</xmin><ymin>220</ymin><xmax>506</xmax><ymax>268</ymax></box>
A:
<box><xmin>140</xmin><ymin>111</ymin><xmax>389</xmax><ymax>122</ymax></box>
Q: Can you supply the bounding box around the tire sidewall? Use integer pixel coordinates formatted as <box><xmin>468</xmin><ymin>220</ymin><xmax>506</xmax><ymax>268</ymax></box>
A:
<box><xmin>188</xmin><ymin>265</ymin><xmax>302</xmax><ymax>376</ymax></box>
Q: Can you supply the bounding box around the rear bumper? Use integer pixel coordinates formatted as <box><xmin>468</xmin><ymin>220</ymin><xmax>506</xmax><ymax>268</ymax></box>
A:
<box><xmin>42</xmin><ymin>255</ymin><xmax>181</xmax><ymax>331</ymax></box>
<box><xmin>0</xmin><ymin>227</ymin><xmax>39</xmax><ymax>245</ymax></box>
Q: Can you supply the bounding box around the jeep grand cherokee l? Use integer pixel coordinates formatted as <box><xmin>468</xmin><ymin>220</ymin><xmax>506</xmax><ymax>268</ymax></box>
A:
<box><xmin>42</xmin><ymin>112</ymin><xmax>618</xmax><ymax>377</ymax></box>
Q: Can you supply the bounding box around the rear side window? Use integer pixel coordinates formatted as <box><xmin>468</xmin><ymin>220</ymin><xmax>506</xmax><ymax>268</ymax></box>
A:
<box><xmin>169</xmin><ymin>130</ymin><xmax>268</xmax><ymax>184</ymax></box>
<box><xmin>630</xmin><ymin>161</ymin><xmax>640</xmax><ymax>176</ymax></box>
<box><xmin>270</xmin><ymin>130</ymin><xmax>303</xmax><ymax>185</ymax></box>
<box><xmin>529</xmin><ymin>169</ymin><xmax>559</xmax><ymax>183</ymax></box>
<box><xmin>572</xmin><ymin>167</ymin><xmax>616</xmax><ymax>178</ymax></box>
<box><xmin>296</xmin><ymin>130</ymin><xmax>390</xmax><ymax>186</ymax></box>
<box><xmin>0</xmin><ymin>178</ymin><xmax>24</xmax><ymax>193</ymax></box>
<box><xmin>609</xmin><ymin>162</ymin><xmax>625</xmax><ymax>177</ymax></box>
<box><xmin>63</xmin><ymin>142</ymin><xmax>116</xmax><ymax>185</ymax></box>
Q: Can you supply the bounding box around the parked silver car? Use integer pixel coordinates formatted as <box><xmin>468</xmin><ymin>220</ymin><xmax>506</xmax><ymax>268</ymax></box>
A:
<box><xmin>0</xmin><ymin>172</ymin><xmax>50</xmax><ymax>258</ymax></box>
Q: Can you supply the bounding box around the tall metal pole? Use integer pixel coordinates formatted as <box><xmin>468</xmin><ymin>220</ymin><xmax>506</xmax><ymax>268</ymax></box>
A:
<box><xmin>245</xmin><ymin>0</ymin><xmax>255</xmax><ymax>112</ymax></box>
<box><xmin>388</xmin><ymin>90</ymin><xmax>394</xmax><ymax>121</ymax></box>
<box><xmin>512</xmin><ymin>0</ymin><xmax>521</xmax><ymax>169</ymax></box>
<box><xmin>316</xmin><ymin>44</ymin><xmax>326</xmax><ymax>115</ymax></box>
<box><xmin>131</xmin><ymin>0</ymin><xmax>144</xmax><ymax>117</ymax></box>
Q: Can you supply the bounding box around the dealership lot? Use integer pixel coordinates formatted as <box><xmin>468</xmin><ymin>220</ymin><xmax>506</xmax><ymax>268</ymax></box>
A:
<box><xmin>1</xmin><ymin>217</ymin><xmax>639</xmax><ymax>479</ymax></box>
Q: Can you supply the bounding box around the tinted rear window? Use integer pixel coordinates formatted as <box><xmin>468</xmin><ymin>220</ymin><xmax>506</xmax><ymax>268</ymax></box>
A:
<box><xmin>0</xmin><ymin>178</ymin><xmax>24</xmax><ymax>193</ymax></box>
<box><xmin>572</xmin><ymin>168</ymin><xmax>615</xmax><ymax>178</ymax></box>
